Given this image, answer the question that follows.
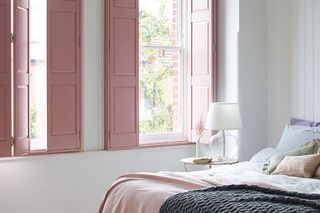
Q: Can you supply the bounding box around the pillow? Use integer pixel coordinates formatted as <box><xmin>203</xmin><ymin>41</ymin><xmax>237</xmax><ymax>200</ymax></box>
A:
<box><xmin>301</xmin><ymin>139</ymin><xmax>320</xmax><ymax>153</ymax></box>
<box><xmin>314</xmin><ymin>166</ymin><xmax>320</xmax><ymax>179</ymax></box>
<box><xmin>250</xmin><ymin>147</ymin><xmax>280</xmax><ymax>163</ymax></box>
<box><xmin>290</xmin><ymin>117</ymin><xmax>315</xmax><ymax>127</ymax></box>
<box><xmin>290</xmin><ymin>117</ymin><xmax>320</xmax><ymax>132</ymax></box>
<box><xmin>263</xmin><ymin>142</ymin><xmax>317</xmax><ymax>174</ymax></box>
<box><xmin>271</xmin><ymin>154</ymin><xmax>320</xmax><ymax>178</ymax></box>
<box><xmin>276</xmin><ymin>125</ymin><xmax>320</xmax><ymax>150</ymax></box>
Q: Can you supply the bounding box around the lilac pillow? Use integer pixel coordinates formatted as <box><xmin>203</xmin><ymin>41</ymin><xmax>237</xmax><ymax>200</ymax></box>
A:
<box><xmin>290</xmin><ymin>117</ymin><xmax>320</xmax><ymax>132</ymax></box>
<box><xmin>290</xmin><ymin>117</ymin><xmax>315</xmax><ymax>127</ymax></box>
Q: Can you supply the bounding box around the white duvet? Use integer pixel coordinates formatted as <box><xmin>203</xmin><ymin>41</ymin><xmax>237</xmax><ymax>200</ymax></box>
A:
<box><xmin>199</xmin><ymin>161</ymin><xmax>320</xmax><ymax>194</ymax></box>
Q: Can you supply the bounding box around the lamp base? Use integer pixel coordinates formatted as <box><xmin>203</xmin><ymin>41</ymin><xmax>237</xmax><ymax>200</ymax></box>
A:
<box><xmin>208</xmin><ymin>130</ymin><xmax>226</xmax><ymax>159</ymax></box>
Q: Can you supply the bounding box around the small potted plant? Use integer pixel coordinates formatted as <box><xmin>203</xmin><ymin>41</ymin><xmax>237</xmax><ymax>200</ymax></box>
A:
<box><xmin>195</xmin><ymin>116</ymin><xmax>205</xmax><ymax>158</ymax></box>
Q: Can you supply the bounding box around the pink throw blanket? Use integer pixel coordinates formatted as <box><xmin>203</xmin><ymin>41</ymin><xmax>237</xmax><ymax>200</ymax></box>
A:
<box><xmin>99</xmin><ymin>172</ymin><xmax>277</xmax><ymax>213</ymax></box>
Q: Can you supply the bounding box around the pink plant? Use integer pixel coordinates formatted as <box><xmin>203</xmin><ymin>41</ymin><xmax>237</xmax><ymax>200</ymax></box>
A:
<box><xmin>195</xmin><ymin>116</ymin><xmax>205</xmax><ymax>138</ymax></box>
<box><xmin>195</xmin><ymin>116</ymin><xmax>205</xmax><ymax>158</ymax></box>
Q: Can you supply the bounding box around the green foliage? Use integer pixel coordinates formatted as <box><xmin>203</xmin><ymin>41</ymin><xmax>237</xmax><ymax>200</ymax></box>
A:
<box><xmin>139</xmin><ymin>6</ymin><xmax>173</xmax><ymax>46</ymax></box>
<box><xmin>139</xmin><ymin>0</ymin><xmax>177</xmax><ymax>134</ymax></box>
<box><xmin>139</xmin><ymin>49</ymin><xmax>174</xmax><ymax>133</ymax></box>
<box><xmin>30</xmin><ymin>104</ymin><xmax>37</xmax><ymax>139</ymax></box>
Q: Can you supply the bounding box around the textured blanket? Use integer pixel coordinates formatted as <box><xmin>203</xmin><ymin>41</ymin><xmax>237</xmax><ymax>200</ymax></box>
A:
<box><xmin>160</xmin><ymin>184</ymin><xmax>320</xmax><ymax>213</ymax></box>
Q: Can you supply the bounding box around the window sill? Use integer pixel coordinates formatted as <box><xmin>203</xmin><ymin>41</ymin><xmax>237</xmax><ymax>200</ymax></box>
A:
<box><xmin>0</xmin><ymin>148</ymin><xmax>81</xmax><ymax>160</ymax></box>
<box><xmin>30</xmin><ymin>148</ymin><xmax>81</xmax><ymax>155</ymax></box>
<box><xmin>139</xmin><ymin>140</ymin><xmax>193</xmax><ymax>148</ymax></box>
<box><xmin>16</xmin><ymin>148</ymin><xmax>81</xmax><ymax>157</ymax></box>
<box><xmin>107</xmin><ymin>140</ymin><xmax>194</xmax><ymax>151</ymax></box>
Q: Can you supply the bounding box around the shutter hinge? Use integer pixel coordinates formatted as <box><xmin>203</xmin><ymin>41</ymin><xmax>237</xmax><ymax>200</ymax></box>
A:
<box><xmin>79</xmin><ymin>37</ymin><xmax>81</xmax><ymax>47</ymax></box>
<box><xmin>79</xmin><ymin>129</ymin><xmax>81</xmax><ymax>140</ymax></box>
<box><xmin>10</xmin><ymin>137</ymin><xmax>15</xmax><ymax>146</ymax></box>
<box><xmin>27</xmin><ymin>73</ymin><xmax>30</xmax><ymax>85</ymax></box>
<box><xmin>10</xmin><ymin>33</ymin><xmax>14</xmax><ymax>43</ymax></box>
<box><xmin>109</xmin><ymin>40</ymin><xmax>110</xmax><ymax>49</ymax></box>
<box><xmin>108</xmin><ymin>130</ymin><xmax>111</xmax><ymax>140</ymax></box>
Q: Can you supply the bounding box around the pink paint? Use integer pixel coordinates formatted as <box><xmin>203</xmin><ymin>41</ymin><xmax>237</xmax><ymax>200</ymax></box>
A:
<box><xmin>0</xmin><ymin>0</ymin><xmax>82</xmax><ymax>157</ymax></box>
<box><xmin>105</xmin><ymin>0</ymin><xmax>139</xmax><ymax>150</ymax></box>
<box><xmin>0</xmin><ymin>0</ymin><xmax>12</xmax><ymax>157</ymax></box>
<box><xmin>13</xmin><ymin>0</ymin><xmax>30</xmax><ymax>156</ymax></box>
<box><xmin>187</xmin><ymin>0</ymin><xmax>217</xmax><ymax>143</ymax></box>
<box><xmin>47</xmin><ymin>0</ymin><xmax>81</xmax><ymax>152</ymax></box>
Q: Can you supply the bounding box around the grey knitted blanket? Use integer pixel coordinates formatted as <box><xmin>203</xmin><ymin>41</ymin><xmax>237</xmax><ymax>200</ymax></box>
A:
<box><xmin>159</xmin><ymin>184</ymin><xmax>320</xmax><ymax>213</ymax></box>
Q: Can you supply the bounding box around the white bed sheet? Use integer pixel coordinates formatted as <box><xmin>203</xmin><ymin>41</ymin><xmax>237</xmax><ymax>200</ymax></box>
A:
<box><xmin>197</xmin><ymin>161</ymin><xmax>320</xmax><ymax>194</ymax></box>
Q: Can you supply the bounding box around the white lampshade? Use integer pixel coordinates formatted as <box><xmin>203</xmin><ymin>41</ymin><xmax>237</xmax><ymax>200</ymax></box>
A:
<box><xmin>205</xmin><ymin>102</ymin><xmax>243</xmax><ymax>130</ymax></box>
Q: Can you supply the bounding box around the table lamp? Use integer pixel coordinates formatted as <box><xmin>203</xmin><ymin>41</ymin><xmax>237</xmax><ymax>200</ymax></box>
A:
<box><xmin>205</xmin><ymin>102</ymin><xmax>243</xmax><ymax>158</ymax></box>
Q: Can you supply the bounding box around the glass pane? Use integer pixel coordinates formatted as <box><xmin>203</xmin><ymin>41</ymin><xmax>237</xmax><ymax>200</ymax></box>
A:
<box><xmin>29</xmin><ymin>0</ymin><xmax>47</xmax><ymax>150</ymax></box>
<box><xmin>139</xmin><ymin>0</ymin><xmax>179</xmax><ymax>47</ymax></box>
<box><xmin>139</xmin><ymin>48</ymin><xmax>181</xmax><ymax>134</ymax></box>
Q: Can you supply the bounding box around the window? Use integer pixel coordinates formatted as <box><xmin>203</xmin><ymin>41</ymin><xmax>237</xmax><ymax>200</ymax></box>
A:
<box><xmin>29</xmin><ymin>0</ymin><xmax>47</xmax><ymax>151</ymax></box>
<box><xmin>139</xmin><ymin>0</ymin><xmax>185</xmax><ymax>143</ymax></box>
<box><xmin>105</xmin><ymin>0</ymin><xmax>216</xmax><ymax>149</ymax></box>
<box><xmin>0</xmin><ymin>0</ymin><xmax>82</xmax><ymax>157</ymax></box>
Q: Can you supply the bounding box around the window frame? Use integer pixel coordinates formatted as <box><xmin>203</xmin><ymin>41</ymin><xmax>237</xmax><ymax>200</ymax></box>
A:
<box><xmin>138</xmin><ymin>0</ymin><xmax>187</xmax><ymax>144</ymax></box>
<box><xmin>104</xmin><ymin>0</ymin><xmax>217</xmax><ymax>150</ymax></box>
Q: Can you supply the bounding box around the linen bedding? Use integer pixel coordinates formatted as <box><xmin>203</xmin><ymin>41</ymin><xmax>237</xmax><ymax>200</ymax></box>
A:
<box><xmin>99</xmin><ymin>161</ymin><xmax>320</xmax><ymax>213</ymax></box>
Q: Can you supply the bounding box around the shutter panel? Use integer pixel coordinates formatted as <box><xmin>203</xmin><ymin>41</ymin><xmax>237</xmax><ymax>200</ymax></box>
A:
<box><xmin>188</xmin><ymin>0</ymin><xmax>217</xmax><ymax>142</ymax></box>
<box><xmin>105</xmin><ymin>0</ymin><xmax>139</xmax><ymax>149</ymax></box>
<box><xmin>13</xmin><ymin>0</ymin><xmax>30</xmax><ymax>156</ymax></box>
<box><xmin>0</xmin><ymin>0</ymin><xmax>12</xmax><ymax>157</ymax></box>
<box><xmin>47</xmin><ymin>0</ymin><xmax>81</xmax><ymax>152</ymax></box>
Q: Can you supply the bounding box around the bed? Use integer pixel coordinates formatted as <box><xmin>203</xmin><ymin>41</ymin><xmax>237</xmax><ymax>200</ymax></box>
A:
<box><xmin>99</xmin><ymin>120</ymin><xmax>320</xmax><ymax>213</ymax></box>
<box><xmin>99</xmin><ymin>160</ymin><xmax>320</xmax><ymax>213</ymax></box>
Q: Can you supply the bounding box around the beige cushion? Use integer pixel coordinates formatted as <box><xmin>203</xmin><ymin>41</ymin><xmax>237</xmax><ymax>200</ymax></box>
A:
<box><xmin>271</xmin><ymin>154</ymin><xmax>320</xmax><ymax>178</ymax></box>
<box><xmin>263</xmin><ymin>142</ymin><xmax>316</xmax><ymax>174</ymax></box>
<box><xmin>314</xmin><ymin>167</ymin><xmax>320</xmax><ymax>179</ymax></box>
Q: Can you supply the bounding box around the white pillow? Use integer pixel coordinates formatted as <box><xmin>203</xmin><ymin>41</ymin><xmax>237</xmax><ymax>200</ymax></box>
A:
<box><xmin>276</xmin><ymin>125</ymin><xmax>320</xmax><ymax>150</ymax></box>
<box><xmin>250</xmin><ymin>147</ymin><xmax>280</xmax><ymax>163</ymax></box>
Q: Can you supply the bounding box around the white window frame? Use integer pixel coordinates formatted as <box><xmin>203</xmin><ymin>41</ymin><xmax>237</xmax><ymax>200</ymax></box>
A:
<box><xmin>139</xmin><ymin>0</ymin><xmax>187</xmax><ymax>144</ymax></box>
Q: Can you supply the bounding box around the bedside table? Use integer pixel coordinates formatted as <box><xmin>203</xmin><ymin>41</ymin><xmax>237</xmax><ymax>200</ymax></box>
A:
<box><xmin>180</xmin><ymin>157</ymin><xmax>238</xmax><ymax>172</ymax></box>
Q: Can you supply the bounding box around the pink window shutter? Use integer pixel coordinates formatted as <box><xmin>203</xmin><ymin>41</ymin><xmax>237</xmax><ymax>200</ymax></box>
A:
<box><xmin>47</xmin><ymin>0</ymin><xmax>81</xmax><ymax>152</ymax></box>
<box><xmin>0</xmin><ymin>0</ymin><xmax>12</xmax><ymax>157</ymax></box>
<box><xmin>105</xmin><ymin>0</ymin><xmax>139</xmax><ymax>150</ymax></box>
<box><xmin>187</xmin><ymin>0</ymin><xmax>217</xmax><ymax>143</ymax></box>
<box><xmin>13</xmin><ymin>0</ymin><xmax>30</xmax><ymax>156</ymax></box>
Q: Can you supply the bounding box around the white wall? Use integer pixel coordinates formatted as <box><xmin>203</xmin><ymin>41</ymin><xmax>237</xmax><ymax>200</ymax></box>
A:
<box><xmin>0</xmin><ymin>146</ymin><xmax>194</xmax><ymax>213</ymax></box>
<box><xmin>267</xmin><ymin>0</ymin><xmax>320</xmax><ymax>147</ymax></box>
<box><xmin>237</xmin><ymin>0</ymin><xmax>268</xmax><ymax>160</ymax></box>
<box><xmin>217</xmin><ymin>0</ymin><xmax>239</xmax><ymax>102</ymax></box>
<box><xmin>266</xmin><ymin>0</ymin><xmax>292</xmax><ymax>147</ymax></box>
<box><xmin>216</xmin><ymin>0</ymin><xmax>268</xmax><ymax>161</ymax></box>
<box><xmin>0</xmin><ymin>1</ymin><xmax>194</xmax><ymax>212</ymax></box>
<box><xmin>82</xmin><ymin>0</ymin><xmax>104</xmax><ymax>151</ymax></box>
<box><xmin>0</xmin><ymin>0</ymin><xmax>270</xmax><ymax>212</ymax></box>
<box><xmin>206</xmin><ymin>0</ymin><xmax>240</xmax><ymax>160</ymax></box>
